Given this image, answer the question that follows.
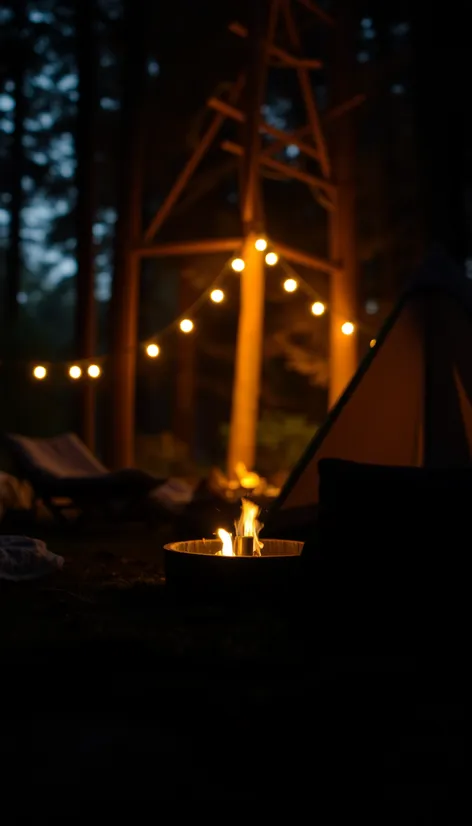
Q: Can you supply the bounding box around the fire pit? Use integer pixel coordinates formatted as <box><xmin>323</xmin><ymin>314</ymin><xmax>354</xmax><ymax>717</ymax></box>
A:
<box><xmin>164</xmin><ymin>538</ymin><xmax>303</xmax><ymax>595</ymax></box>
<box><xmin>164</xmin><ymin>498</ymin><xmax>303</xmax><ymax>595</ymax></box>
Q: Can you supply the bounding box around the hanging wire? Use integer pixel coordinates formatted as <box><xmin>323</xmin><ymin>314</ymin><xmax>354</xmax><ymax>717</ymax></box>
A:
<box><xmin>7</xmin><ymin>239</ymin><xmax>377</xmax><ymax>379</ymax></box>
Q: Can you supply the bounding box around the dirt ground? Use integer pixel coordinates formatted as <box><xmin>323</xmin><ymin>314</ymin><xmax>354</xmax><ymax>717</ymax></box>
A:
<box><xmin>0</xmin><ymin>516</ymin><xmax>468</xmax><ymax>813</ymax></box>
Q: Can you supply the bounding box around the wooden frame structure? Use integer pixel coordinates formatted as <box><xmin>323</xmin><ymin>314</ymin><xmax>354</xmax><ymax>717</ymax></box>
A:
<box><xmin>110</xmin><ymin>0</ymin><xmax>363</xmax><ymax>472</ymax></box>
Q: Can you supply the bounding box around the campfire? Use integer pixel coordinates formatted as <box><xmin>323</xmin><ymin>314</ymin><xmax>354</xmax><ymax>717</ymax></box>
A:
<box><xmin>164</xmin><ymin>505</ymin><xmax>304</xmax><ymax>593</ymax></box>
<box><xmin>217</xmin><ymin>498</ymin><xmax>263</xmax><ymax>557</ymax></box>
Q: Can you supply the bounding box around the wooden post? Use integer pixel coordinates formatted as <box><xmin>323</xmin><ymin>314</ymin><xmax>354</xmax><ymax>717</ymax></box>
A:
<box><xmin>173</xmin><ymin>270</ymin><xmax>197</xmax><ymax>462</ymax></box>
<box><xmin>108</xmin><ymin>0</ymin><xmax>145</xmax><ymax>468</ymax></box>
<box><xmin>328</xmin><ymin>3</ymin><xmax>358</xmax><ymax>406</ymax></box>
<box><xmin>227</xmin><ymin>233</ymin><xmax>266</xmax><ymax>476</ymax></box>
<box><xmin>76</xmin><ymin>0</ymin><xmax>97</xmax><ymax>451</ymax></box>
<box><xmin>227</xmin><ymin>0</ymin><xmax>277</xmax><ymax>478</ymax></box>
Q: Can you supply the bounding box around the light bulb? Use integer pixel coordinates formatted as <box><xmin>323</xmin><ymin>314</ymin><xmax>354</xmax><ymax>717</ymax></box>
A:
<box><xmin>146</xmin><ymin>343</ymin><xmax>160</xmax><ymax>358</ymax></box>
<box><xmin>33</xmin><ymin>365</ymin><xmax>47</xmax><ymax>380</ymax></box>
<box><xmin>254</xmin><ymin>237</ymin><xmax>268</xmax><ymax>252</ymax></box>
<box><xmin>341</xmin><ymin>321</ymin><xmax>355</xmax><ymax>336</ymax></box>
<box><xmin>180</xmin><ymin>319</ymin><xmax>194</xmax><ymax>333</ymax></box>
<box><xmin>283</xmin><ymin>278</ymin><xmax>298</xmax><ymax>293</ymax></box>
<box><xmin>370</xmin><ymin>338</ymin><xmax>376</xmax><ymax>348</ymax></box>
<box><xmin>210</xmin><ymin>289</ymin><xmax>224</xmax><ymax>303</ymax></box>
<box><xmin>87</xmin><ymin>364</ymin><xmax>101</xmax><ymax>378</ymax></box>
<box><xmin>69</xmin><ymin>365</ymin><xmax>82</xmax><ymax>379</ymax></box>
<box><xmin>265</xmin><ymin>251</ymin><xmax>278</xmax><ymax>266</ymax></box>
<box><xmin>231</xmin><ymin>258</ymin><xmax>245</xmax><ymax>272</ymax></box>
<box><xmin>311</xmin><ymin>301</ymin><xmax>325</xmax><ymax>316</ymax></box>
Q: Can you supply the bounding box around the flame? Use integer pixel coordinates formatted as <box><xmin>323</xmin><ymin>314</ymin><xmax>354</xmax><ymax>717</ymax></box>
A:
<box><xmin>235</xmin><ymin>461</ymin><xmax>261</xmax><ymax>490</ymax></box>
<box><xmin>216</xmin><ymin>500</ymin><xmax>264</xmax><ymax>557</ymax></box>
<box><xmin>235</xmin><ymin>498</ymin><xmax>263</xmax><ymax>556</ymax></box>
<box><xmin>217</xmin><ymin>528</ymin><xmax>234</xmax><ymax>556</ymax></box>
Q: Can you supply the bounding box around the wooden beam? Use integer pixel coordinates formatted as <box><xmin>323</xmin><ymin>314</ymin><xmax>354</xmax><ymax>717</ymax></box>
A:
<box><xmin>228</xmin><ymin>21</ymin><xmax>322</xmax><ymax>69</ymax></box>
<box><xmin>296</xmin><ymin>0</ymin><xmax>335</xmax><ymax>26</ymax></box>
<box><xmin>143</xmin><ymin>74</ymin><xmax>245</xmax><ymax>242</ymax></box>
<box><xmin>261</xmin><ymin>93</ymin><xmax>366</xmax><ymax>160</ymax></box>
<box><xmin>282</xmin><ymin>0</ymin><xmax>331</xmax><ymax>179</ymax></box>
<box><xmin>207</xmin><ymin>96</ymin><xmax>320</xmax><ymax>161</ymax></box>
<box><xmin>273</xmin><ymin>241</ymin><xmax>339</xmax><ymax>274</ymax></box>
<box><xmin>135</xmin><ymin>238</ymin><xmax>243</xmax><ymax>257</ymax></box>
<box><xmin>324</xmin><ymin>93</ymin><xmax>366</xmax><ymax>122</ymax></box>
<box><xmin>221</xmin><ymin>140</ymin><xmax>336</xmax><ymax>197</ymax></box>
<box><xmin>261</xmin><ymin>124</ymin><xmax>310</xmax><ymax>159</ymax></box>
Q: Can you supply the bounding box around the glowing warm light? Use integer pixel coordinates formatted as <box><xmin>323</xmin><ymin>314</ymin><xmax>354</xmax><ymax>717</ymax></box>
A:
<box><xmin>370</xmin><ymin>338</ymin><xmax>376</xmax><ymax>348</ymax></box>
<box><xmin>283</xmin><ymin>278</ymin><xmax>298</xmax><ymax>293</ymax></box>
<box><xmin>146</xmin><ymin>343</ymin><xmax>160</xmax><ymax>358</ymax></box>
<box><xmin>33</xmin><ymin>365</ymin><xmax>47</xmax><ymax>380</ymax></box>
<box><xmin>69</xmin><ymin>365</ymin><xmax>82</xmax><ymax>379</ymax></box>
<box><xmin>231</xmin><ymin>257</ymin><xmax>245</xmax><ymax>272</ymax></box>
<box><xmin>216</xmin><ymin>499</ymin><xmax>264</xmax><ymax>556</ymax></box>
<box><xmin>311</xmin><ymin>301</ymin><xmax>325</xmax><ymax>316</ymax></box>
<box><xmin>341</xmin><ymin>321</ymin><xmax>355</xmax><ymax>336</ymax></box>
<box><xmin>87</xmin><ymin>364</ymin><xmax>101</xmax><ymax>378</ymax></box>
<box><xmin>217</xmin><ymin>528</ymin><xmax>233</xmax><ymax>557</ymax></box>
<box><xmin>235</xmin><ymin>461</ymin><xmax>261</xmax><ymax>490</ymax></box>
<box><xmin>210</xmin><ymin>289</ymin><xmax>224</xmax><ymax>303</ymax></box>
<box><xmin>265</xmin><ymin>251</ymin><xmax>278</xmax><ymax>266</ymax></box>
<box><xmin>180</xmin><ymin>319</ymin><xmax>194</xmax><ymax>333</ymax></box>
<box><xmin>254</xmin><ymin>237</ymin><xmax>268</xmax><ymax>252</ymax></box>
<box><xmin>235</xmin><ymin>498</ymin><xmax>264</xmax><ymax>556</ymax></box>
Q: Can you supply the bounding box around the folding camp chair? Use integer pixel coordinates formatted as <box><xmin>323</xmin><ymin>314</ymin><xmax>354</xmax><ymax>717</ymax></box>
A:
<box><xmin>3</xmin><ymin>432</ymin><xmax>167</xmax><ymax>525</ymax></box>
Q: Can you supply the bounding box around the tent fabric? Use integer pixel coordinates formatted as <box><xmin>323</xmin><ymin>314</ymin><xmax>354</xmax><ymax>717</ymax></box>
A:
<box><xmin>266</xmin><ymin>250</ymin><xmax>472</xmax><ymax>535</ymax></box>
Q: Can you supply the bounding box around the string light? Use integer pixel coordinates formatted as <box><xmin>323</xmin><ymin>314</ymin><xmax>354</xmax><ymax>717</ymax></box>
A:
<box><xmin>180</xmin><ymin>319</ymin><xmax>194</xmax><ymax>333</ymax></box>
<box><xmin>231</xmin><ymin>257</ymin><xmax>245</xmax><ymax>272</ymax></box>
<box><xmin>311</xmin><ymin>301</ymin><xmax>325</xmax><ymax>316</ymax></box>
<box><xmin>283</xmin><ymin>278</ymin><xmax>298</xmax><ymax>293</ymax></box>
<box><xmin>8</xmin><ymin>246</ymin><xmax>373</xmax><ymax>380</ymax></box>
<box><xmin>33</xmin><ymin>365</ymin><xmax>47</xmax><ymax>380</ymax></box>
<box><xmin>265</xmin><ymin>251</ymin><xmax>278</xmax><ymax>266</ymax></box>
<box><xmin>146</xmin><ymin>344</ymin><xmax>160</xmax><ymax>358</ymax></box>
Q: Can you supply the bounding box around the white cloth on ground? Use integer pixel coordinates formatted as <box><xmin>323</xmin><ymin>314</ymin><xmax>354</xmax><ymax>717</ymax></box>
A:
<box><xmin>0</xmin><ymin>535</ymin><xmax>64</xmax><ymax>581</ymax></box>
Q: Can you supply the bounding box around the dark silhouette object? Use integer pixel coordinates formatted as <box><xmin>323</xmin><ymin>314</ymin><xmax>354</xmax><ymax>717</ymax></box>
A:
<box><xmin>298</xmin><ymin>456</ymin><xmax>471</xmax><ymax>660</ymax></box>
<box><xmin>2</xmin><ymin>432</ymin><xmax>164</xmax><ymax>524</ymax></box>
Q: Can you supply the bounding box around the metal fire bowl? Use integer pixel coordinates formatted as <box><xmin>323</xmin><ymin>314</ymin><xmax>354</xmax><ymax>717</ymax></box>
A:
<box><xmin>164</xmin><ymin>538</ymin><xmax>304</xmax><ymax>596</ymax></box>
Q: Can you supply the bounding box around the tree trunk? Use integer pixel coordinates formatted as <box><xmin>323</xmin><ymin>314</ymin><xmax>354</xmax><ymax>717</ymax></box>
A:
<box><xmin>328</xmin><ymin>1</ymin><xmax>359</xmax><ymax>407</ymax></box>
<box><xmin>410</xmin><ymin>8</ymin><xmax>468</xmax><ymax>263</ymax></box>
<box><xmin>108</xmin><ymin>0</ymin><xmax>146</xmax><ymax>468</ymax></box>
<box><xmin>75</xmin><ymin>0</ymin><xmax>97</xmax><ymax>450</ymax></box>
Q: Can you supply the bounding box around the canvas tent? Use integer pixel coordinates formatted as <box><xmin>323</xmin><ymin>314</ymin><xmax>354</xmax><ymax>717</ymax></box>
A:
<box><xmin>265</xmin><ymin>250</ymin><xmax>472</xmax><ymax>536</ymax></box>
